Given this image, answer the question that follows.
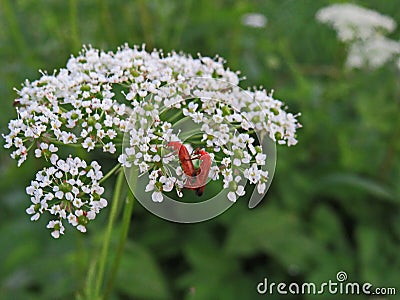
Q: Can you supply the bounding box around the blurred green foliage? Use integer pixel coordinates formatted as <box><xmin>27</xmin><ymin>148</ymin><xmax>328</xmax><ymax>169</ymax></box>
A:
<box><xmin>1</xmin><ymin>0</ymin><xmax>400</xmax><ymax>299</ymax></box>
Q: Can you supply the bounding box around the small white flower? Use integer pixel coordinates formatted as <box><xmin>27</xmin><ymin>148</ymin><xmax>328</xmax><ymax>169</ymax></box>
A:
<box><xmin>257</xmin><ymin>182</ymin><xmax>266</xmax><ymax>194</ymax></box>
<box><xmin>149</xmin><ymin>170</ymin><xmax>159</xmax><ymax>180</ymax></box>
<box><xmin>145</xmin><ymin>180</ymin><xmax>156</xmax><ymax>192</ymax></box>
<box><xmin>152</xmin><ymin>191</ymin><xmax>163</xmax><ymax>202</ymax></box>
<box><xmin>209</xmin><ymin>166</ymin><xmax>220</xmax><ymax>180</ymax></box>
<box><xmin>183</xmin><ymin>102</ymin><xmax>198</xmax><ymax>116</ymax></box>
<box><xmin>221</xmin><ymin>157</ymin><xmax>231</xmax><ymax>166</ymax></box>
<box><xmin>68</xmin><ymin>213</ymin><xmax>78</xmax><ymax>226</ymax></box>
<box><xmin>77</xmin><ymin>225</ymin><xmax>87</xmax><ymax>233</ymax></box>
<box><xmin>138</xmin><ymin>161</ymin><xmax>149</xmax><ymax>173</ymax></box>
<box><xmin>47</xmin><ymin>220</ymin><xmax>65</xmax><ymax>239</ymax></box>
<box><xmin>255</xmin><ymin>153</ymin><xmax>266</xmax><ymax>165</ymax></box>
<box><xmin>73</xmin><ymin>198</ymin><xmax>84</xmax><ymax>208</ymax></box>
<box><xmin>227</xmin><ymin>192</ymin><xmax>237</xmax><ymax>202</ymax></box>
<box><xmin>191</xmin><ymin>112</ymin><xmax>204</xmax><ymax>123</ymax></box>
<box><xmin>161</xmin><ymin>177</ymin><xmax>175</xmax><ymax>192</ymax></box>
<box><xmin>244</xmin><ymin>164</ymin><xmax>261</xmax><ymax>184</ymax></box>
<box><xmin>25</xmin><ymin>197</ymin><xmax>45</xmax><ymax>221</ymax></box>
<box><xmin>82</xmin><ymin>137</ymin><xmax>95</xmax><ymax>151</ymax></box>
<box><xmin>212</xmin><ymin>111</ymin><xmax>224</xmax><ymax>123</ymax></box>
<box><xmin>118</xmin><ymin>154</ymin><xmax>132</xmax><ymax>167</ymax></box>
<box><xmin>103</xmin><ymin>142</ymin><xmax>116</xmax><ymax>153</ymax></box>
<box><xmin>241</xmin><ymin>13</ymin><xmax>267</xmax><ymax>28</ymax></box>
<box><xmin>233</xmin><ymin>158</ymin><xmax>242</xmax><ymax>167</ymax></box>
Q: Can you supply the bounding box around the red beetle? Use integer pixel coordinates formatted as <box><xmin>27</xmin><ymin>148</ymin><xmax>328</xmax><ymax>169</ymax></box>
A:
<box><xmin>192</xmin><ymin>148</ymin><xmax>211</xmax><ymax>196</ymax></box>
<box><xmin>167</xmin><ymin>141</ymin><xmax>197</xmax><ymax>177</ymax></box>
<box><xmin>167</xmin><ymin>142</ymin><xmax>211</xmax><ymax>196</ymax></box>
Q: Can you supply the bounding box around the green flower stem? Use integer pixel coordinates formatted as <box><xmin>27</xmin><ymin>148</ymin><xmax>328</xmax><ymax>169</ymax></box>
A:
<box><xmin>1</xmin><ymin>0</ymin><xmax>30</xmax><ymax>61</ymax></box>
<box><xmin>98</xmin><ymin>164</ymin><xmax>121</xmax><ymax>184</ymax></box>
<box><xmin>68</xmin><ymin>0</ymin><xmax>80</xmax><ymax>51</ymax></box>
<box><xmin>96</xmin><ymin>0</ymin><xmax>115</xmax><ymax>44</ymax></box>
<box><xmin>94</xmin><ymin>169</ymin><xmax>125</xmax><ymax>299</ymax></box>
<box><xmin>379</xmin><ymin>104</ymin><xmax>400</xmax><ymax>181</ymax></box>
<box><xmin>103</xmin><ymin>168</ymin><xmax>137</xmax><ymax>300</ymax></box>
<box><xmin>137</xmin><ymin>0</ymin><xmax>154</xmax><ymax>48</ymax></box>
<box><xmin>170</xmin><ymin>0</ymin><xmax>193</xmax><ymax>47</ymax></box>
<box><xmin>49</xmin><ymin>140</ymin><xmax>83</xmax><ymax>147</ymax></box>
<box><xmin>166</xmin><ymin>111</ymin><xmax>184</xmax><ymax>124</ymax></box>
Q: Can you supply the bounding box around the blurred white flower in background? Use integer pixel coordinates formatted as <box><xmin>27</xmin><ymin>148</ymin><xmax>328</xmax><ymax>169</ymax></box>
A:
<box><xmin>241</xmin><ymin>13</ymin><xmax>267</xmax><ymax>28</ymax></box>
<box><xmin>316</xmin><ymin>3</ymin><xmax>400</xmax><ymax>69</ymax></box>
<box><xmin>346</xmin><ymin>36</ymin><xmax>400</xmax><ymax>69</ymax></box>
<box><xmin>316</xmin><ymin>3</ymin><xmax>396</xmax><ymax>42</ymax></box>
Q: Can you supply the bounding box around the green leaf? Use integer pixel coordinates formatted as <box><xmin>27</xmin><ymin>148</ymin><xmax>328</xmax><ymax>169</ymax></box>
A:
<box><xmin>356</xmin><ymin>225</ymin><xmax>400</xmax><ymax>287</ymax></box>
<box><xmin>319</xmin><ymin>173</ymin><xmax>396</xmax><ymax>203</ymax></box>
<box><xmin>225</xmin><ymin>204</ymin><xmax>317</xmax><ymax>271</ymax></box>
<box><xmin>178</xmin><ymin>232</ymin><xmax>253</xmax><ymax>300</ymax></box>
<box><xmin>115</xmin><ymin>241</ymin><xmax>169</xmax><ymax>299</ymax></box>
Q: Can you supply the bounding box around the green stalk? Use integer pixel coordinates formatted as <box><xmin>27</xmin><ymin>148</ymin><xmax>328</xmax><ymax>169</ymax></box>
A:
<box><xmin>96</xmin><ymin>0</ymin><xmax>115</xmax><ymax>44</ymax></box>
<box><xmin>165</xmin><ymin>111</ymin><xmax>184</xmax><ymax>124</ymax></box>
<box><xmin>98</xmin><ymin>164</ymin><xmax>121</xmax><ymax>184</ymax></box>
<box><xmin>94</xmin><ymin>170</ymin><xmax>125</xmax><ymax>298</ymax></box>
<box><xmin>170</xmin><ymin>0</ymin><xmax>193</xmax><ymax>48</ymax></box>
<box><xmin>103</xmin><ymin>168</ymin><xmax>137</xmax><ymax>300</ymax></box>
<box><xmin>1</xmin><ymin>0</ymin><xmax>31</xmax><ymax>61</ymax></box>
<box><xmin>137</xmin><ymin>0</ymin><xmax>154</xmax><ymax>48</ymax></box>
<box><xmin>379</xmin><ymin>100</ymin><xmax>400</xmax><ymax>181</ymax></box>
<box><xmin>69</xmin><ymin>0</ymin><xmax>80</xmax><ymax>52</ymax></box>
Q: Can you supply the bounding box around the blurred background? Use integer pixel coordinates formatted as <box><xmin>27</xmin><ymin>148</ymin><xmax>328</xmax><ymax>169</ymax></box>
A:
<box><xmin>1</xmin><ymin>0</ymin><xmax>400</xmax><ymax>299</ymax></box>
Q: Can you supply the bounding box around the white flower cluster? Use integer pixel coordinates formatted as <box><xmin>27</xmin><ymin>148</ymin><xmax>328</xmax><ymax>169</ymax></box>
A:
<box><xmin>3</xmin><ymin>44</ymin><xmax>301</xmax><ymax>235</ymax></box>
<box><xmin>26</xmin><ymin>157</ymin><xmax>107</xmax><ymax>238</ymax></box>
<box><xmin>316</xmin><ymin>3</ymin><xmax>396</xmax><ymax>42</ymax></box>
<box><xmin>118</xmin><ymin>70</ymin><xmax>300</xmax><ymax>202</ymax></box>
<box><xmin>346</xmin><ymin>36</ymin><xmax>400</xmax><ymax>69</ymax></box>
<box><xmin>316</xmin><ymin>3</ymin><xmax>400</xmax><ymax>69</ymax></box>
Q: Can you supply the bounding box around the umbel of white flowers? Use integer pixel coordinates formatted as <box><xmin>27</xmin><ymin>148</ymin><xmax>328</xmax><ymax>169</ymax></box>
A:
<box><xmin>316</xmin><ymin>3</ymin><xmax>400</xmax><ymax>69</ymax></box>
<box><xmin>3</xmin><ymin>44</ymin><xmax>301</xmax><ymax>238</ymax></box>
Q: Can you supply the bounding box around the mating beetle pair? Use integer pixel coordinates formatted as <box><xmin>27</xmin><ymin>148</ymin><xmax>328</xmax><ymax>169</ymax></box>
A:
<box><xmin>167</xmin><ymin>141</ymin><xmax>211</xmax><ymax>196</ymax></box>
